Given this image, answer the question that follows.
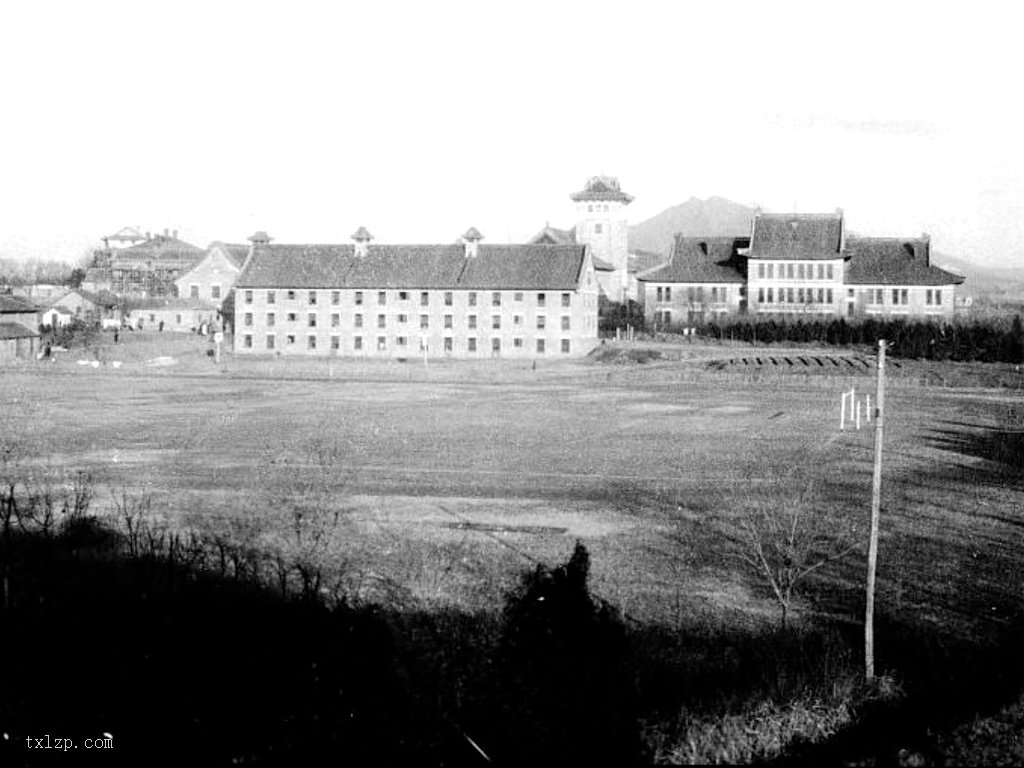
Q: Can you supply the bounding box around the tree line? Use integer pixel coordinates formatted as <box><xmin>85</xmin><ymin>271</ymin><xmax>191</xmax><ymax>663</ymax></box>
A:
<box><xmin>646</xmin><ymin>315</ymin><xmax>1024</xmax><ymax>364</ymax></box>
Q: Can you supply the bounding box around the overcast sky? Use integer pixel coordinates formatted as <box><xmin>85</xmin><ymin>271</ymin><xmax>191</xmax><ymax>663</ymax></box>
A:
<box><xmin>2</xmin><ymin>1</ymin><xmax>1023</xmax><ymax>268</ymax></box>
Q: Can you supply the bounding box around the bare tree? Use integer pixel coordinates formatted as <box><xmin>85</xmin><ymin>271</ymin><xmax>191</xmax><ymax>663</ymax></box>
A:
<box><xmin>734</xmin><ymin>482</ymin><xmax>859</xmax><ymax>629</ymax></box>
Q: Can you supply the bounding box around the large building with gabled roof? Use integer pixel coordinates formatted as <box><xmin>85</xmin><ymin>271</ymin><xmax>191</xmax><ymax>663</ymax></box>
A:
<box><xmin>85</xmin><ymin>229</ymin><xmax>206</xmax><ymax>297</ymax></box>
<box><xmin>232</xmin><ymin>227</ymin><xmax>600</xmax><ymax>358</ymax></box>
<box><xmin>637</xmin><ymin>209</ymin><xmax>965</xmax><ymax>326</ymax></box>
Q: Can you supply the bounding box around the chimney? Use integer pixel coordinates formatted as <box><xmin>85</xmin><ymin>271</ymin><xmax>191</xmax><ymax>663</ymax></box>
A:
<box><xmin>163</xmin><ymin>228</ymin><xmax>169</xmax><ymax>237</ymax></box>
<box><xmin>835</xmin><ymin>207</ymin><xmax>846</xmax><ymax>252</ymax></box>
<box><xmin>245</xmin><ymin>231</ymin><xmax>272</xmax><ymax>269</ymax></box>
<box><xmin>462</xmin><ymin>227</ymin><xmax>484</xmax><ymax>258</ymax></box>
<box><xmin>351</xmin><ymin>226</ymin><xmax>373</xmax><ymax>258</ymax></box>
<box><xmin>920</xmin><ymin>232</ymin><xmax>931</xmax><ymax>266</ymax></box>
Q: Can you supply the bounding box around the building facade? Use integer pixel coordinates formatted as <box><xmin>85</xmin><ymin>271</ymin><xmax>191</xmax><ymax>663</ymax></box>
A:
<box><xmin>638</xmin><ymin>211</ymin><xmax>964</xmax><ymax>325</ymax></box>
<box><xmin>0</xmin><ymin>294</ymin><xmax>41</xmax><ymax>360</ymax></box>
<box><xmin>233</xmin><ymin>229</ymin><xmax>600</xmax><ymax>358</ymax></box>
<box><xmin>174</xmin><ymin>242</ymin><xmax>248</xmax><ymax>312</ymax></box>
<box><xmin>85</xmin><ymin>229</ymin><xmax>205</xmax><ymax>296</ymax></box>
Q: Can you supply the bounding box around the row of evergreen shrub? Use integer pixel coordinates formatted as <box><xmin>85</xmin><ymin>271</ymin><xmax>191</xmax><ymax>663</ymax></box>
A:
<box><xmin>615</xmin><ymin>315</ymin><xmax>1024</xmax><ymax>364</ymax></box>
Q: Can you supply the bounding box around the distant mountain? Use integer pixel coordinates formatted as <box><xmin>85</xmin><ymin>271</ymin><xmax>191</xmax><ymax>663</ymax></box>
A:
<box><xmin>928</xmin><ymin>252</ymin><xmax>1024</xmax><ymax>304</ymax></box>
<box><xmin>628</xmin><ymin>196</ymin><xmax>754</xmax><ymax>255</ymax></box>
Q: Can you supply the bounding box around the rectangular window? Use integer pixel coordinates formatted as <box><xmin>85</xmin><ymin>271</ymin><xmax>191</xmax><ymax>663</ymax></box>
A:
<box><xmin>514</xmin><ymin>337</ymin><xmax>524</xmax><ymax>348</ymax></box>
<box><xmin>190</xmin><ymin>285</ymin><xmax>200</xmax><ymax>299</ymax></box>
<box><xmin>308</xmin><ymin>291</ymin><xmax>317</xmax><ymax>305</ymax></box>
<box><xmin>827</xmin><ymin>289</ymin><xmax>833</xmax><ymax>304</ymax></box>
<box><xmin>267</xmin><ymin>312</ymin><xmax>276</xmax><ymax>327</ymax></box>
<box><xmin>901</xmin><ymin>289</ymin><xmax>908</xmax><ymax>304</ymax></box>
<box><xmin>767</xmin><ymin>288</ymin><xmax>774</xmax><ymax>303</ymax></box>
<box><xmin>397</xmin><ymin>314</ymin><xmax>408</xmax><ymax>324</ymax></box>
<box><xmin>817</xmin><ymin>264</ymin><xmax>824</xmax><ymax>280</ymax></box>
<box><xmin>354</xmin><ymin>336</ymin><xmax>362</xmax><ymax>351</ymax></box>
<box><xmin>818</xmin><ymin>288</ymin><xmax>825</xmax><ymax>303</ymax></box>
<box><xmin>537</xmin><ymin>315</ymin><xmax>546</xmax><ymax>330</ymax></box>
<box><xmin>711</xmin><ymin>287</ymin><xmax>718</xmax><ymax>302</ymax></box>
<box><xmin>827</xmin><ymin>265</ymin><xmax>834</xmax><ymax>280</ymax></box>
<box><xmin>244</xmin><ymin>290</ymin><xmax>253</xmax><ymax>304</ymax></box>
<box><xmin>176</xmin><ymin>314</ymin><xmax>182</xmax><ymax>324</ymax></box>
<box><xmin>797</xmin><ymin>264</ymin><xmax>805</xmax><ymax>280</ymax></box>
<box><xmin>492</xmin><ymin>291</ymin><xmax>501</xmax><ymax>307</ymax></box>
<box><xmin>514</xmin><ymin>315</ymin><xmax>522</xmax><ymax>326</ymax></box>
<box><xmin>444</xmin><ymin>314</ymin><xmax>453</xmax><ymax>329</ymax></box>
<box><xmin>787</xmin><ymin>288</ymin><xmax>794</xmax><ymax>303</ymax></box>
<box><xmin>468</xmin><ymin>314</ymin><xmax>477</xmax><ymax>330</ymax></box>
<box><xmin>797</xmin><ymin>288</ymin><xmax>804</xmax><ymax>303</ymax></box>
<box><xmin>244</xmin><ymin>334</ymin><xmax>252</xmax><ymax>348</ymax></box>
<box><xmin>468</xmin><ymin>292</ymin><xmax>477</xmax><ymax>307</ymax></box>
<box><xmin>396</xmin><ymin>336</ymin><xmax>408</xmax><ymax>348</ymax></box>
<box><xmin>492</xmin><ymin>315</ymin><xmax>501</xmax><ymax>330</ymax></box>
<box><xmin>331</xmin><ymin>336</ymin><xmax>340</xmax><ymax>350</ymax></box>
<box><xmin>308</xmin><ymin>313</ymin><xmax>317</xmax><ymax>328</ymax></box>
<box><xmin>354</xmin><ymin>313</ymin><xmax>363</xmax><ymax>328</ymax></box>
<box><xmin>287</xmin><ymin>312</ymin><xmax>297</xmax><ymax>322</ymax></box>
<box><xmin>537</xmin><ymin>293</ymin><xmax>546</xmax><ymax>308</ymax></box>
<box><xmin>377</xmin><ymin>314</ymin><xmax>386</xmax><ymax>329</ymax></box>
<box><xmin>892</xmin><ymin>288</ymin><xmax>899</xmax><ymax>304</ymax></box>
<box><xmin>514</xmin><ymin>292</ymin><xmax>523</xmax><ymax>302</ymax></box>
<box><xmin>767</xmin><ymin>264</ymin><xmax>775</xmax><ymax>279</ymax></box>
<box><xmin>665</xmin><ymin>287</ymin><xmax>672</xmax><ymax>302</ymax></box>
<box><xmin>492</xmin><ymin>338</ymin><xmax>501</xmax><ymax>354</ymax></box>
<box><xmin>287</xmin><ymin>290</ymin><xmax>296</xmax><ymax>301</ymax></box>
<box><xmin>536</xmin><ymin>338</ymin><xmax>546</xmax><ymax>354</ymax></box>
<box><xmin>926</xmin><ymin>289</ymin><xmax>933</xmax><ymax>305</ymax></box>
<box><xmin>420</xmin><ymin>291</ymin><xmax>429</xmax><ymax>306</ymax></box>
<box><xmin>935</xmin><ymin>289</ymin><xmax>942</xmax><ymax>305</ymax></box>
<box><xmin>398</xmin><ymin>291</ymin><xmax>409</xmax><ymax>301</ymax></box>
<box><xmin>287</xmin><ymin>334</ymin><xmax>296</xmax><ymax>345</ymax></box>
<box><xmin>468</xmin><ymin>337</ymin><xmax>477</xmax><ymax>352</ymax></box>
<box><xmin>443</xmin><ymin>337</ymin><xmax>452</xmax><ymax>353</ymax></box>
<box><xmin>444</xmin><ymin>291</ymin><xmax>453</xmax><ymax>306</ymax></box>
<box><xmin>561</xmin><ymin>316</ymin><xmax>570</xmax><ymax>331</ymax></box>
<box><xmin>331</xmin><ymin>313</ymin><xmax>340</xmax><ymax>327</ymax></box>
<box><xmin>787</xmin><ymin>264</ymin><xmax>794</xmax><ymax>279</ymax></box>
<box><xmin>266</xmin><ymin>335</ymin><xmax>275</xmax><ymax>350</ymax></box>
<box><xmin>420</xmin><ymin>314</ymin><xmax>429</xmax><ymax>329</ymax></box>
<box><xmin>355</xmin><ymin>291</ymin><xmax>363</xmax><ymax>306</ymax></box>
<box><xmin>378</xmin><ymin>291</ymin><xmax>386</xmax><ymax>306</ymax></box>
<box><xmin>758</xmin><ymin>287</ymin><xmax>765</xmax><ymax>303</ymax></box>
<box><xmin>332</xmin><ymin>291</ymin><xmax>340</xmax><ymax>305</ymax></box>
<box><xmin>656</xmin><ymin>286</ymin><xmax>663</xmax><ymax>302</ymax></box>
<box><xmin>561</xmin><ymin>293</ymin><xmax>571</xmax><ymax>307</ymax></box>
<box><xmin>561</xmin><ymin>339</ymin><xmax>571</xmax><ymax>354</ymax></box>
<box><xmin>377</xmin><ymin>336</ymin><xmax>386</xmax><ymax>351</ymax></box>
<box><xmin>267</xmin><ymin>290</ymin><xmax>276</xmax><ymax>304</ymax></box>
<box><xmin>308</xmin><ymin>335</ymin><xmax>317</xmax><ymax>350</ymax></box>
<box><xmin>244</xmin><ymin>312</ymin><xmax>253</xmax><ymax>327</ymax></box>
<box><xmin>758</xmin><ymin>263</ymin><xmax>765</xmax><ymax>279</ymax></box>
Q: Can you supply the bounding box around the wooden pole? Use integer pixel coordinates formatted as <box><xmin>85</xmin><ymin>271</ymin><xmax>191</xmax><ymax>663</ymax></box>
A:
<box><xmin>865</xmin><ymin>339</ymin><xmax>886</xmax><ymax>681</ymax></box>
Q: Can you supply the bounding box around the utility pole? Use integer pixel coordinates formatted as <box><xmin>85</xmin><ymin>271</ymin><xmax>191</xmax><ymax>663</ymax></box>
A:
<box><xmin>865</xmin><ymin>339</ymin><xmax>886</xmax><ymax>681</ymax></box>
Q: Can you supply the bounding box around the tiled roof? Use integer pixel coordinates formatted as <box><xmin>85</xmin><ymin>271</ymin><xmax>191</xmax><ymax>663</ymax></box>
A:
<box><xmin>236</xmin><ymin>243</ymin><xmax>587</xmax><ymax>291</ymax></box>
<box><xmin>844</xmin><ymin>237</ymin><xmax>965</xmax><ymax>286</ymax></box>
<box><xmin>0</xmin><ymin>321</ymin><xmax>39</xmax><ymax>339</ymax></box>
<box><xmin>592</xmin><ymin>256</ymin><xmax>617</xmax><ymax>271</ymax></box>
<box><xmin>628</xmin><ymin>249</ymin><xmax>669</xmax><ymax>275</ymax></box>
<box><xmin>528</xmin><ymin>224</ymin><xmax>576</xmax><ymax>245</ymax></box>
<box><xmin>569</xmin><ymin>176</ymin><xmax>634</xmax><ymax>204</ymax></box>
<box><xmin>462</xmin><ymin>227</ymin><xmax>484</xmax><ymax>241</ymax></box>
<box><xmin>126</xmin><ymin>296</ymin><xmax>218</xmax><ymax>311</ymax></box>
<box><xmin>0</xmin><ymin>294</ymin><xmax>39</xmax><ymax>313</ymax></box>
<box><xmin>749</xmin><ymin>212</ymin><xmax>843</xmax><ymax>260</ymax></box>
<box><xmin>118</xmin><ymin>235</ymin><xmax>205</xmax><ymax>257</ymax></box>
<box><xmin>77</xmin><ymin>289</ymin><xmax>121</xmax><ymax>307</ymax></box>
<box><xmin>105</xmin><ymin>226</ymin><xmax>144</xmax><ymax>241</ymax></box>
<box><xmin>637</xmin><ymin>236</ymin><xmax>748</xmax><ymax>284</ymax></box>
<box><xmin>350</xmin><ymin>227</ymin><xmax>373</xmax><ymax>241</ymax></box>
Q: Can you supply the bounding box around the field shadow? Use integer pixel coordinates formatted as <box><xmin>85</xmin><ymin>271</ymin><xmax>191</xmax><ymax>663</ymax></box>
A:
<box><xmin>923</xmin><ymin>418</ymin><xmax>1024</xmax><ymax>484</ymax></box>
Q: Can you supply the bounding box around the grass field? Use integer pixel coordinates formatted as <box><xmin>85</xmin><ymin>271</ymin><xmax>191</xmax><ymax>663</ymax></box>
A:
<box><xmin>4</xmin><ymin>337</ymin><xmax>1022</xmax><ymax>631</ymax></box>
<box><xmin>4</xmin><ymin>336</ymin><xmax>1024</xmax><ymax>761</ymax></box>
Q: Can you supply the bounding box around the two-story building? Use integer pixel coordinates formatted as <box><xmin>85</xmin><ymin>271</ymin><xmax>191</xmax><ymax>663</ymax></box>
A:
<box><xmin>233</xmin><ymin>228</ymin><xmax>600</xmax><ymax>358</ymax></box>
<box><xmin>637</xmin><ymin>210</ymin><xmax>964</xmax><ymax>325</ymax></box>
<box><xmin>175</xmin><ymin>242</ymin><xmax>249</xmax><ymax>314</ymax></box>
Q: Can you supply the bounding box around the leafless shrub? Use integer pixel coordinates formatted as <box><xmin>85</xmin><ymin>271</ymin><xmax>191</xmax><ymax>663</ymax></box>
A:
<box><xmin>112</xmin><ymin>485</ymin><xmax>154</xmax><ymax>560</ymax></box>
<box><xmin>734</xmin><ymin>482</ymin><xmax>859</xmax><ymax>629</ymax></box>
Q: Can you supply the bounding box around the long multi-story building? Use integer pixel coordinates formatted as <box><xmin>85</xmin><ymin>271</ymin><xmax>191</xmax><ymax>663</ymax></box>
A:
<box><xmin>232</xmin><ymin>228</ymin><xmax>600</xmax><ymax>358</ymax></box>
<box><xmin>638</xmin><ymin>210</ymin><xmax>964</xmax><ymax>326</ymax></box>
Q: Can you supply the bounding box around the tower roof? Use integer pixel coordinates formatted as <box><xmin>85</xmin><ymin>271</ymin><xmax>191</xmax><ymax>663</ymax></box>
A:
<box><xmin>462</xmin><ymin>227</ymin><xmax>484</xmax><ymax>241</ymax></box>
<box><xmin>569</xmin><ymin>175</ymin><xmax>634</xmax><ymax>204</ymax></box>
<box><xmin>351</xmin><ymin>226</ymin><xmax>374</xmax><ymax>241</ymax></box>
